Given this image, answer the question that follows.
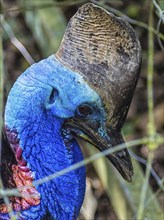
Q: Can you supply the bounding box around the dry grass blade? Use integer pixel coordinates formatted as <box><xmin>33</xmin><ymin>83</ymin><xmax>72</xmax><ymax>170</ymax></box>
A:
<box><xmin>0</xmin><ymin>3</ymin><xmax>18</xmax><ymax>220</ymax></box>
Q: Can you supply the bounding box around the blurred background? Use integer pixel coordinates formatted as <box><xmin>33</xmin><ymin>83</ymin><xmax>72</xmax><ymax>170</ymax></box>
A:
<box><xmin>1</xmin><ymin>0</ymin><xmax>164</xmax><ymax>219</ymax></box>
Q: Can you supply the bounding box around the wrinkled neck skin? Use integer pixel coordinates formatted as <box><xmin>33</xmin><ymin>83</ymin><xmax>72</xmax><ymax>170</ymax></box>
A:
<box><xmin>3</xmin><ymin>56</ymin><xmax>86</xmax><ymax>220</ymax></box>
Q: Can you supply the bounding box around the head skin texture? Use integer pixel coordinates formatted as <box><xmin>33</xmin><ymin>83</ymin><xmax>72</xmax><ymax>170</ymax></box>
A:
<box><xmin>1</xmin><ymin>3</ymin><xmax>141</xmax><ymax>220</ymax></box>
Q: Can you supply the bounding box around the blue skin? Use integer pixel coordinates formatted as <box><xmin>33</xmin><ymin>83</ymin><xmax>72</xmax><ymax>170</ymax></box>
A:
<box><xmin>3</xmin><ymin>55</ymin><xmax>101</xmax><ymax>219</ymax></box>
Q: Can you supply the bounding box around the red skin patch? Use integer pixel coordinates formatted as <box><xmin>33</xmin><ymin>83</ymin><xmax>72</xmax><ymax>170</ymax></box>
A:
<box><xmin>0</xmin><ymin>127</ymin><xmax>40</xmax><ymax>213</ymax></box>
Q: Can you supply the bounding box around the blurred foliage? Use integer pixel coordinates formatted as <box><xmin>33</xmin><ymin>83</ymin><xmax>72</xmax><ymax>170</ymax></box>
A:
<box><xmin>20</xmin><ymin>0</ymin><xmax>67</xmax><ymax>56</ymax></box>
<box><xmin>81</xmin><ymin>141</ymin><xmax>163</xmax><ymax>220</ymax></box>
<box><xmin>1</xmin><ymin>0</ymin><xmax>164</xmax><ymax>220</ymax></box>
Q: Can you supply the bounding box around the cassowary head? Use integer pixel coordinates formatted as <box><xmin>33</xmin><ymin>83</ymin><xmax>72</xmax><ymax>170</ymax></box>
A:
<box><xmin>1</xmin><ymin>3</ymin><xmax>141</xmax><ymax>220</ymax></box>
<box><xmin>56</xmin><ymin>3</ymin><xmax>141</xmax><ymax>181</ymax></box>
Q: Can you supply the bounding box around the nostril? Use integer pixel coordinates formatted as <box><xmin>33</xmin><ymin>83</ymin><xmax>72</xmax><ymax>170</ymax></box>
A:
<box><xmin>117</xmin><ymin>150</ymin><xmax>128</xmax><ymax>160</ymax></box>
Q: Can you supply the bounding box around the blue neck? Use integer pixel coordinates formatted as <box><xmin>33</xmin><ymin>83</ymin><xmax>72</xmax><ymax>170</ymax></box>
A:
<box><xmin>6</xmin><ymin>104</ymin><xmax>86</xmax><ymax>220</ymax></box>
<box><xmin>20</xmin><ymin>111</ymin><xmax>86</xmax><ymax>220</ymax></box>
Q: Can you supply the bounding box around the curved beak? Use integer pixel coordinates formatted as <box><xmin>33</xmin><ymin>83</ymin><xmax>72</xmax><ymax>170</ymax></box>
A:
<box><xmin>63</xmin><ymin>119</ymin><xmax>133</xmax><ymax>182</ymax></box>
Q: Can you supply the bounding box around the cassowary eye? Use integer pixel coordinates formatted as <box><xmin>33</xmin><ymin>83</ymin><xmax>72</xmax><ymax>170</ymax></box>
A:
<box><xmin>76</xmin><ymin>104</ymin><xmax>93</xmax><ymax>118</ymax></box>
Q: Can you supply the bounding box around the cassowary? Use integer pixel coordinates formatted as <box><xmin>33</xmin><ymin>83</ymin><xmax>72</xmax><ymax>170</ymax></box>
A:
<box><xmin>0</xmin><ymin>3</ymin><xmax>141</xmax><ymax>220</ymax></box>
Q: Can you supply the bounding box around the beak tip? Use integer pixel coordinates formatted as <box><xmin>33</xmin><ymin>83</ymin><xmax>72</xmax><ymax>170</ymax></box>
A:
<box><xmin>107</xmin><ymin>150</ymin><xmax>134</xmax><ymax>182</ymax></box>
<box><xmin>125</xmin><ymin>171</ymin><xmax>134</xmax><ymax>182</ymax></box>
<box><xmin>117</xmin><ymin>167</ymin><xmax>134</xmax><ymax>182</ymax></box>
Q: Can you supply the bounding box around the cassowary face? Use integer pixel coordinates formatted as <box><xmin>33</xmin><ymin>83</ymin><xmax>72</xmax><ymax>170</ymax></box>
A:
<box><xmin>20</xmin><ymin>55</ymin><xmax>133</xmax><ymax>181</ymax></box>
<box><xmin>33</xmin><ymin>56</ymin><xmax>133</xmax><ymax>182</ymax></box>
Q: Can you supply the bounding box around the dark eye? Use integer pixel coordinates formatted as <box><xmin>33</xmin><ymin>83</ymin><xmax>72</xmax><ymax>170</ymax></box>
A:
<box><xmin>76</xmin><ymin>104</ymin><xmax>93</xmax><ymax>118</ymax></box>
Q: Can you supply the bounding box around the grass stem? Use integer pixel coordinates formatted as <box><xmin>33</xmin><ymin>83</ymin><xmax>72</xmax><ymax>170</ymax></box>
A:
<box><xmin>137</xmin><ymin>2</ymin><xmax>157</xmax><ymax>219</ymax></box>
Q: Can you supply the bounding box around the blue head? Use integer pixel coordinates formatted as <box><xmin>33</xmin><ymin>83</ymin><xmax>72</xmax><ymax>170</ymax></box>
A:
<box><xmin>3</xmin><ymin>55</ymin><xmax>102</xmax><ymax>219</ymax></box>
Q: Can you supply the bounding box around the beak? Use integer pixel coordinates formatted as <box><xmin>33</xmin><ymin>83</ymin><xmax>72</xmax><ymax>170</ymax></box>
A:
<box><xmin>63</xmin><ymin>119</ymin><xmax>133</xmax><ymax>182</ymax></box>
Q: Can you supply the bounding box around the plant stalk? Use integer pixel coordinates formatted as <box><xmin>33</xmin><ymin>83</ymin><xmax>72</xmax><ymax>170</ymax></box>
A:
<box><xmin>137</xmin><ymin>2</ymin><xmax>156</xmax><ymax>219</ymax></box>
